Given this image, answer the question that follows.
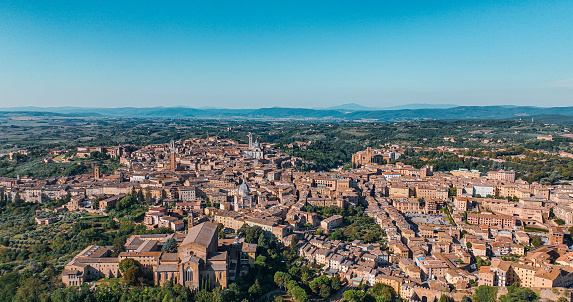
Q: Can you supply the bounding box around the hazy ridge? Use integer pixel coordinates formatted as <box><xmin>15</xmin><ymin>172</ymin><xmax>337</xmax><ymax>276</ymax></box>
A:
<box><xmin>2</xmin><ymin>105</ymin><xmax>573</xmax><ymax>122</ymax></box>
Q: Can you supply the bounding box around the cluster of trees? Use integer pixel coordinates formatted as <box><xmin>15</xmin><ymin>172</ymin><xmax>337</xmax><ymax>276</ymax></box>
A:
<box><xmin>45</xmin><ymin>280</ymin><xmax>193</xmax><ymax>302</ymax></box>
<box><xmin>341</xmin><ymin>282</ymin><xmax>397</xmax><ymax>302</ymax></box>
<box><xmin>274</xmin><ymin>272</ymin><xmax>342</xmax><ymax>301</ymax></box>
<box><xmin>119</xmin><ymin>258</ymin><xmax>146</xmax><ymax>286</ymax></box>
<box><xmin>472</xmin><ymin>285</ymin><xmax>498</xmax><ymax>302</ymax></box>
<box><xmin>309</xmin><ymin>275</ymin><xmax>341</xmax><ymax>298</ymax></box>
<box><xmin>161</xmin><ymin>238</ymin><xmax>177</xmax><ymax>253</ymax></box>
<box><xmin>470</xmin><ymin>284</ymin><xmax>553</xmax><ymax>302</ymax></box>
<box><xmin>398</xmin><ymin>151</ymin><xmax>494</xmax><ymax>174</ymax></box>
<box><xmin>0</xmin><ymin>193</ymin><xmax>181</xmax><ymax>302</ymax></box>
<box><xmin>0</xmin><ymin>155</ymin><xmax>88</xmax><ymax>178</ymax></box>
<box><xmin>237</xmin><ymin>224</ymin><xmax>268</xmax><ymax>246</ymax></box>
<box><xmin>398</xmin><ymin>147</ymin><xmax>573</xmax><ymax>184</ymax></box>
<box><xmin>89</xmin><ymin>151</ymin><xmax>111</xmax><ymax>160</ymax></box>
<box><xmin>305</xmin><ymin>205</ymin><xmax>385</xmax><ymax>243</ymax></box>
<box><xmin>281</xmin><ymin>140</ymin><xmax>362</xmax><ymax>171</ymax></box>
<box><xmin>106</xmin><ymin>193</ymin><xmax>148</xmax><ymax>221</ymax></box>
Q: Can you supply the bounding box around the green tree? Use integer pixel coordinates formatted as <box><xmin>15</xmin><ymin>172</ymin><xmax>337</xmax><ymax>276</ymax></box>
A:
<box><xmin>289</xmin><ymin>286</ymin><xmax>309</xmax><ymax>302</ymax></box>
<box><xmin>499</xmin><ymin>285</ymin><xmax>538</xmax><ymax>302</ymax></box>
<box><xmin>123</xmin><ymin>267</ymin><xmax>141</xmax><ymax>285</ymax></box>
<box><xmin>290</xmin><ymin>236</ymin><xmax>298</xmax><ymax>256</ymax></box>
<box><xmin>301</xmin><ymin>270</ymin><xmax>309</xmax><ymax>283</ymax></box>
<box><xmin>13</xmin><ymin>278</ymin><xmax>48</xmax><ymax>302</ymax></box>
<box><xmin>119</xmin><ymin>258</ymin><xmax>141</xmax><ymax>273</ymax></box>
<box><xmin>254</xmin><ymin>255</ymin><xmax>267</xmax><ymax>268</ymax></box>
<box><xmin>137</xmin><ymin>189</ymin><xmax>144</xmax><ymax>203</ymax></box>
<box><xmin>258</xmin><ymin>233</ymin><xmax>269</xmax><ymax>250</ymax></box>
<box><xmin>439</xmin><ymin>294</ymin><xmax>453</xmax><ymax>302</ymax></box>
<box><xmin>111</xmin><ymin>195</ymin><xmax>138</xmax><ymax>212</ymax></box>
<box><xmin>144</xmin><ymin>188</ymin><xmax>152</xmax><ymax>204</ymax></box>
<box><xmin>107</xmin><ymin>219</ymin><xmax>119</xmax><ymax>229</ymax></box>
<box><xmin>330</xmin><ymin>229</ymin><xmax>344</xmax><ymax>240</ymax></box>
<box><xmin>343</xmin><ymin>290</ymin><xmax>368</xmax><ymax>302</ymax></box>
<box><xmin>476</xmin><ymin>257</ymin><xmax>490</xmax><ymax>269</ymax></box>
<box><xmin>216</xmin><ymin>223</ymin><xmax>226</xmax><ymax>239</ymax></box>
<box><xmin>331</xmin><ymin>275</ymin><xmax>342</xmax><ymax>291</ymax></box>
<box><xmin>161</xmin><ymin>238</ymin><xmax>177</xmax><ymax>253</ymax></box>
<box><xmin>288</xmin><ymin>266</ymin><xmax>300</xmax><ymax>279</ymax></box>
<box><xmin>13</xmin><ymin>193</ymin><xmax>23</xmax><ymax>204</ymax></box>
<box><xmin>111</xmin><ymin>236</ymin><xmax>125</xmax><ymax>257</ymax></box>
<box><xmin>461</xmin><ymin>296</ymin><xmax>472</xmax><ymax>302</ymax></box>
<box><xmin>308</xmin><ymin>279</ymin><xmax>320</xmax><ymax>294</ymax></box>
<box><xmin>239</xmin><ymin>224</ymin><xmax>264</xmax><ymax>244</ymax></box>
<box><xmin>310</xmin><ymin>275</ymin><xmax>331</xmax><ymax>293</ymax></box>
<box><xmin>466</xmin><ymin>242</ymin><xmax>473</xmax><ymax>249</ymax></box>
<box><xmin>368</xmin><ymin>283</ymin><xmax>395</xmax><ymax>302</ymax></box>
<box><xmin>248</xmin><ymin>279</ymin><xmax>263</xmax><ymax>297</ymax></box>
<box><xmin>449</xmin><ymin>187</ymin><xmax>457</xmax><ymax>197</ymax></box>
<box><xmin>473</xmin><ymin>285</ymin><xmax>498</xmax><ymax>302</ymax></box>
<box><xmin>531</xmin><ymin>236</ymin><xmax>542</xmax><ymax>248</ymax></box>
<box><xmin>319</xmin><ymin>284</ymin><xmax>332</xmax><ymax>299</ymax></box>
<box><xmin>274</xmin><ymin>271</ymin><xmax>291</xmax><ymax>290</ymax></box>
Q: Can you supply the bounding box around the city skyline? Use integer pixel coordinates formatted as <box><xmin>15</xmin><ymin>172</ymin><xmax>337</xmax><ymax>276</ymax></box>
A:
<box><xmin>1</xmin><ymin>1</ymin><xmax>573</xmax><ymax>108</ymax></box>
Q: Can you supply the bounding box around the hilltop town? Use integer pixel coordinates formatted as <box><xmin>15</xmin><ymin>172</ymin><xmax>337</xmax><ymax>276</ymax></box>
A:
<box><xmin>3</xmin><ymin>0</ymin><xmax>573</xmax><ymax>300</ymax></box>
<box><xmin>1</xmin><ymin>132</ymin><xmax>573</xmax><ymax>302</ymax></box>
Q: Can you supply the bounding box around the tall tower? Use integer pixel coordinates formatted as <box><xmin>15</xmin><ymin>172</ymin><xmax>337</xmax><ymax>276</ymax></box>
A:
<box><xmin>94</xmin><ymin>165</ymin><xmax>100</xmax><ymax>180</ymax></box>
<box><xmin>170</xmin><ymin>141</ymin><xmax>176</xmax><ymax>172</ymax></box>
<box><xmin>247</xmin><ymin>133</ymin><xmax>253</xmax><ymax>150</ymax></box>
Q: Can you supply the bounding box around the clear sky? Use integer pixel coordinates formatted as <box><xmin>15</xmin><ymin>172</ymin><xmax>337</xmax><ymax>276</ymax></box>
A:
<box><xmin>1</xmin><ymin>1</ymin><xmax>572</xmax><ymax>108</ymax></box>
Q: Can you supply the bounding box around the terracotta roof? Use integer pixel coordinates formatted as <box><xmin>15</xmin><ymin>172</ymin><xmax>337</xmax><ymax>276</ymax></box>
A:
<box><xmin>182</xmin><ymin>221</ymin><xmax>217</xmax><ymax>248</ymax></box>
<box><xmin>156</xmin><ymin>264</ymin><xmax>178</xmax><ymax>272</ymax></box>
<box><xmin>242</xmin><ymin>242</ymin><xmax>257</xmax><ymax>254</ymax></box>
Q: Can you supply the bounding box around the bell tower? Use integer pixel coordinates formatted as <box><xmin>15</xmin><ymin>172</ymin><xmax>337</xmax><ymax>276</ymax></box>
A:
<box><xmin>94</xmin><ymin>165</ymin><xmax>100</xmax><ymax>180</ymax></box>
<box><xmin>170</xmin><ymin>141</ymin><xmax>176</xmax><ymax>172</ymax></box>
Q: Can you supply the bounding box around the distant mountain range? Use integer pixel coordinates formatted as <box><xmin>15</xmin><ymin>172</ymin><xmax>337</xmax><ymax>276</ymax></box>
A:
<box><xmin>317</xmin><ymin>103</ymin><xmax>458</xmax><ymax>111</ymax></box>
<box><xmin>2</xmin><ymin>105</ymin><xmax>573</xmax><ymax>123</ymax></box>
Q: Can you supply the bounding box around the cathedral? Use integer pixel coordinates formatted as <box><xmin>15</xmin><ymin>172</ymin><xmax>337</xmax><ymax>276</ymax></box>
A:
<box><xmin>62</xmin><ymin>222</ymin><xmax>229</xmax><ymax>289</ymax></box>
<box><xmin>234</xmin><ymin>181</ymin><xmax>255</xmax><ymax>211</ymax></box>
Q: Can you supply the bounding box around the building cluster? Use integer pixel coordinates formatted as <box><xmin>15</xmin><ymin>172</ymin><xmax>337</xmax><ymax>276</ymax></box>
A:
<box><xmin>2</xmin><ymin>139</ymin><xmax>573</xmax><ymax>299</ymax></box>
<box><xmin>62</xmin><ymin>222</ymin><xmax>255</xmax><ymax>289</ymax></box>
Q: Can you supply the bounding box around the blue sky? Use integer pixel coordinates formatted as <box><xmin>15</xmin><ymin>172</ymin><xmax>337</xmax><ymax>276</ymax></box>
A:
<box><xmin>1</xmin><ymin>1</ymin><xmax>572</xmax><ymax>108</ymax></box>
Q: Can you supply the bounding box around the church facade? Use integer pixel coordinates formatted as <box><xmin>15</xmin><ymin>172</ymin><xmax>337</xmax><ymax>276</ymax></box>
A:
<box><xmin>62</xmin><ymin>222</ymin><xmax>229</xmax><ymax>289</ymax></box>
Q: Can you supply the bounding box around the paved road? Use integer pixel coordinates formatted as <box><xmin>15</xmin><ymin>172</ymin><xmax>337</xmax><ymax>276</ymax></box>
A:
<box><xmin>265</xmin><ymin>289</ymin><xmax>285</xmax><ymax>300</ymax></box>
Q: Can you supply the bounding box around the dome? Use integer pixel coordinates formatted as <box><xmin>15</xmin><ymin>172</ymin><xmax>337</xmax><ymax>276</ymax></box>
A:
<box><xmin>253</xmin><ymin>140</ymin><xmax>261</xmax><ymax>150</ymax></box>
<box><xmin>238</xmin><ymin>182</ymin><xmax>250</xmax><ymax>196</ymax></box>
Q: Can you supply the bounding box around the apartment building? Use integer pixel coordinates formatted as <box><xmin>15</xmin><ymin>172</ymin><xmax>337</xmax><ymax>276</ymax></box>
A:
<box><xmin>321</xmin><ymin>215</ymin><xmax>343</xmax><ymax>232</ymax></box>
<box><xmin>466</xmin><ymin>213</ymin><xmax>517</xmax><ymax>228</ymax></box>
